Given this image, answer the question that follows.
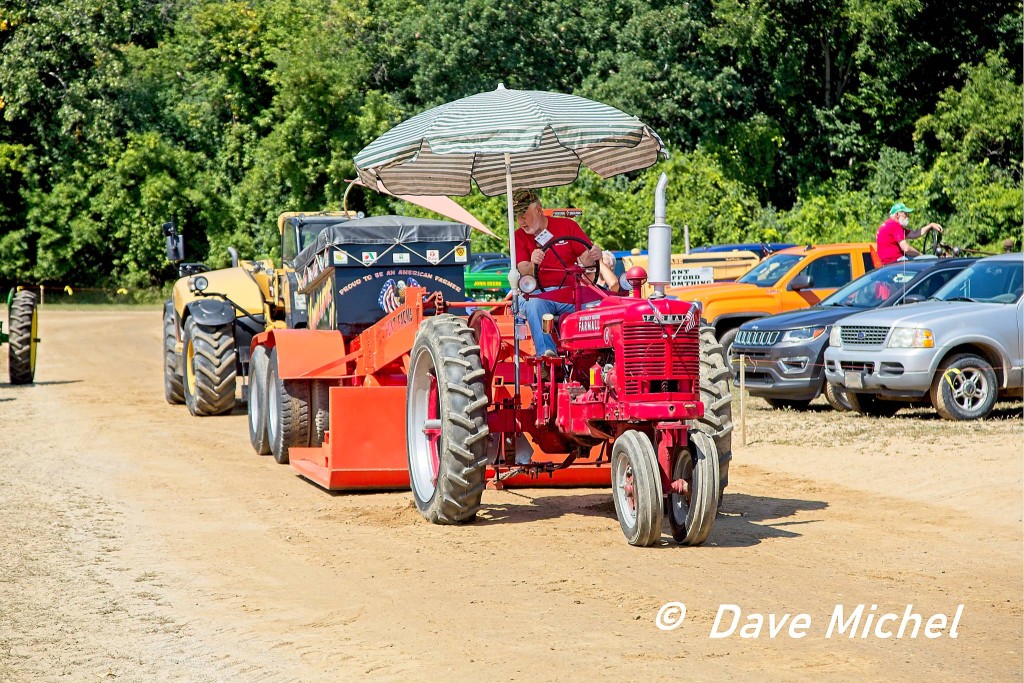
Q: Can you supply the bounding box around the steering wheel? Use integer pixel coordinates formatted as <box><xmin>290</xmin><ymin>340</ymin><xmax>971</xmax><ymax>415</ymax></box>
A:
<box><xmin>534</xmin><ymin>235</ymin><xmax>599</xmax><ymax>290</ymax></box>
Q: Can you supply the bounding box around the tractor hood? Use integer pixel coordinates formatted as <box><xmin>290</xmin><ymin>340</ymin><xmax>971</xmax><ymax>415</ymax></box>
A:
<box><xmin>741</xmin><ymin>305</ymin><xmax>856</xmax><ymax>331</ymax></box>
<box><xmin>559</xmin><ymin>296</ymin><xmax>701</xmax><ymax>349</ymax></box>
<box><xmin>172</xmin><ymin>266</ymin><xmax>266</xmax><ymax>319</ymax></box>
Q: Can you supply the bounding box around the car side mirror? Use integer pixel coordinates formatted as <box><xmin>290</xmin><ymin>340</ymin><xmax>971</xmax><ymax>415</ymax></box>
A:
<box><xmin>788</xmin><ymin>274</ymin><xmax>813</xmax><ymax>291</ymax></box>
<box><xmin>902</xmin><ymin>294</ymin><xmax>926</xmax><ymax>305</ymax></box>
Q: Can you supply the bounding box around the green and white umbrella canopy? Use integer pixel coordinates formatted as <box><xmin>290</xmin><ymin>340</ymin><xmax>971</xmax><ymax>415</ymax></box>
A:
<box><xmin>354</xmin><ymin>86</ymin><xmax>667</xmax><ymax>197</ymax></box>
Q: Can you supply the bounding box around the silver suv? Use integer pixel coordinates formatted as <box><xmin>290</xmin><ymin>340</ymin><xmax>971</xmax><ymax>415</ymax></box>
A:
<box><xmin>824</xmin><ymin>253</ymin><xmax>1024</xmax><ymax>420</ymax></box>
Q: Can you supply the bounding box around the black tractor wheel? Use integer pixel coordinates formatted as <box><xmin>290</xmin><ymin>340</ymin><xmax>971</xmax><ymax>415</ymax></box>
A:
<box><xmin>182</xmin><ymin>317</ymin><xmax>237</xmax><ymax>416</ymax></box>
<box><xmin>611</xmin><ymin>430</ymin><xmax>663</xmax><ymax>547</ymax></box>
<box><xmin>310</xmin><ymin>381</ymin><xmax>330</xmax><ymax>447</ymax></box>
<box><xmin>846</xmin><ymin>392</ymin><xmax>903</xmax><ymax>417</ymax></box>
<box><xmin>266</xmin><ymin>347</ymin><xmax>310</xmax><ymax>464</ymax></box>
<box><xmin>824</xmin><ymin>381</ymin><xmax>852</xmax><ymax>412</ymax></box>
<box><xmin>689</xmin><ymin>325</ymin><xmax>733</xmax><ymax>504</ymax></box>
<box><xmin>162</xmin><ymin>307</ymin><xmax>184</xmax><ymax>404</ymax></box>
<box><xmin>765</xmin><ymin>398</ymin><xmax>813</xmax><ymax>411</ymax></box>
<box><xmin>247</xmin><ymin>345</ymin><xmax>271</xmax><ymax>455</ymax></box>
<box><xmin>8</xmin><ymin>290</ymin><xmax>38</xmax><ymax>385</ymax></box>
<box><xmin>930</xmin><ymin>353</ymin><xmax>998</xmax><ymax>421</ymax></box>
<box><xmin>668</xmin><ymin>431</ymin><xmax>720</xmax><ymax>546</ymax></box>
<box><xmin>717</xmin><ymin>327</ymin><xmax>738</xmax><ymax>378</ymax></box>
<box><xmin>406</xmin><ymin>315</ymin><xmax>490</xmax><ymax>524</ymax></box>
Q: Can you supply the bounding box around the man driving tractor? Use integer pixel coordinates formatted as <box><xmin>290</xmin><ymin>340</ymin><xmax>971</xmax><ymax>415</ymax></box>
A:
<box><xmin>513</xmin><ymin>188</ymin><xmax>603</xmax><ymax>355</ymax></box>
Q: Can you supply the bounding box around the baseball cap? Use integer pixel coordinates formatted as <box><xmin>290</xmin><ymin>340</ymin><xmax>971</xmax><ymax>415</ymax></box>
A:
<box><xmin>513</xmin><ymin>189</ymin><xmax>539</xmax><ymax>218</ymax></box>
<box><xmin>889</xmin><ymin>202</ymin><xmax>914</xmax><ymax>215</ymax></box>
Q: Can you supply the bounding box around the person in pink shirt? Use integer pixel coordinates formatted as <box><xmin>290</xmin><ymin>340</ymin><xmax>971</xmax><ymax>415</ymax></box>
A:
<box><xmin>876</xmin><ymin>202</ymin><xmax>943</xmax><ymax>264</ymax></box>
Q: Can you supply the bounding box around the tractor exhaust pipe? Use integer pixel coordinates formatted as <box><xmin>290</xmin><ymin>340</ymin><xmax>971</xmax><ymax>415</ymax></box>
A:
<box><xmin>647</xmin><ymin>173</ymin><xmax>671</xmax><ymax>299</ymax></box>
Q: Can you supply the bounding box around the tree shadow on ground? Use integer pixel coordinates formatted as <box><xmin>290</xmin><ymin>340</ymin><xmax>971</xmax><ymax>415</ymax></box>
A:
<box><xmin>475</xmin><ymin>490</ymin><xmax>827</xmax><ymax>548</ymax></box>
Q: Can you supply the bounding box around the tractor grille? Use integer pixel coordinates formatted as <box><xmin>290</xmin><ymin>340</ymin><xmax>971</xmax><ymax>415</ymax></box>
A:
<box><xmin>621</xmin><ymin>322</ymin><xmax>699</xmax><ymax>394</ymax></box>
<box><xmin>734</xmin><ymin>330</ymin><xmax>780</xmax><ymax>346</ymax></box>
<box><xmin>840</xmin><ymin>325</ymin><xmax>889</xmax><ymax>347</ymax></box>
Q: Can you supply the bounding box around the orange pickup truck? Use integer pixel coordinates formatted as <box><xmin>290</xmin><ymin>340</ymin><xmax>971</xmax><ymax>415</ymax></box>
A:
<box><xmin>665</xmin><ymin>243</ymin><xmax>882</xmax><ymax>361</ymax></box>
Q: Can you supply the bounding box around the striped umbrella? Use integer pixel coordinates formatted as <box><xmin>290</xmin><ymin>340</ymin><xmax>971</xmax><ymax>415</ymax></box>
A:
<box><xmin>355</xmin><ymin>85</ymin><xmax>665</xmax><ymax>280</ymax></box>
<box><xmin>355</xmin><ymin>85</ymin><xmax>666</xmax><ymax>198</ymax></box>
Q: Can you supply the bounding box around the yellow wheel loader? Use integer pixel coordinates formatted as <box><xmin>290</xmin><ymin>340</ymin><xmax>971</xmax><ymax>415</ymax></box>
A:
<box><xmin>162</xmin><ymin>212</ymin><xmax>358</xmax><ymax>416</ymax></box>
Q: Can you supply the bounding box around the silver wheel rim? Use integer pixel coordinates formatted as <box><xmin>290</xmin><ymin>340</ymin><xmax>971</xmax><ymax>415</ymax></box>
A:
<box><xmin>407</xmin><ymin>347</ymin><xmax>439</xmax><ymax>503</ymax></box>
<box><xmin>249</xmin><ymin>369</ymin><xmax>261</xmax><ymax>433</ymax></box>
<box><xmin>612</xmin><ymin>452</ymin><xmax>638</xmax><ymax>529</ymax></box>
<box><xmin>267</xmin><ymin>366</ymin><xmax>279</xmax><ymax>442</ymax></box>
<box><xmin>950</xmin><ymin>367</ymin><xmax>990</xmax><ymax>412</ymax></box>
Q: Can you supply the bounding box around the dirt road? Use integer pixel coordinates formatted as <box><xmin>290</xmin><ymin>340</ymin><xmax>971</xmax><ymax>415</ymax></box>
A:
<box><xmin>1</xmin><ymin>308</ymin><xmax>1021</xmax><ymax>681</ymax></box>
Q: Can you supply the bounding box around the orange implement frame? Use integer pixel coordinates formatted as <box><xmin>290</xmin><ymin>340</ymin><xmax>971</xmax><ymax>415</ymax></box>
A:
<box><xmin>260</xmin><ymin>288</ymin><xmax>611</xmax><ymax>492</ymax></box>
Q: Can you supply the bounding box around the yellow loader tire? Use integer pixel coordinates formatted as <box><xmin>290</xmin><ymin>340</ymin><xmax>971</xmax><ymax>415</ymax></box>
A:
<box><xmin>163</xmin><ymin>309</ymin><xmax>185</xmax><ymax>404</ymax></box>
<box><xmin>182</xmin><ymin>317</ymin><xmax>237</xmax><ymax>416</ymax></box>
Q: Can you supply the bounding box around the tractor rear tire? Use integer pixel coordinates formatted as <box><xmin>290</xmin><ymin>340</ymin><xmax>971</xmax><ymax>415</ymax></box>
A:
<box><xmin>406</xmin><ymin>315</ymin><xmax>489</xmax><ymax>524</ymax></box>
<box><xmin>717</xmin><ymin>327</ymin><xmax>738</xmax><ymax>378</ymax></box>
<box><xmin>689</xmin><ymin>325</ymin><xmax>733</xmax><ymax>505</ymax></box>
<box><xmin>610</xmin><ymin>430</ymin><xmax>663</xmax><ymax>547</ymax></box>
<box><xmin>182</xmin><ymin>317</ymin><xmax>237</xmax><ymax>416</ymax></box>
<box><xmin>247</xmin><ymin>345</ymin><xmax>271</xmax><ymax>455</ymax></box>
<box><xmin>163</xmin><ymin>308</ymin><xmax>184</xmax><ymax>404</ymax></box>
<box><xmin>310</xmin><ymin>381</ymin><xmax>330</xmax><ymax>447</ymax></box>
<box><xmin>8</xmin><ymin>290</ymin><xmax>38</xmax><ymax>385</ymax></box>
<box><xmin>824</xmin><ymin>381</ymin><xmax>852</xmax><ymax>412</ymax></box>
<box><xmin>266</xmin><ymin>347</ymin><xmax>310</xmax><ymax>464</ymax></box>
<box><xmin>668</xmin><ymin>431</ymin><xmax>720</xmax><ymax>546</ymax></box>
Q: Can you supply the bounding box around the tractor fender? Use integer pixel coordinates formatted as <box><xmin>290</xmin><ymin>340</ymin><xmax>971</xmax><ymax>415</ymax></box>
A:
<box><xmin>253</xmin><ymin>328</ymin><xmax>348</xmax><ymax>380</ymax></box>
<box><xmin>185</xmin><ymin>297</ymin><xmax>236</xmax><ymax>327</ymax></box>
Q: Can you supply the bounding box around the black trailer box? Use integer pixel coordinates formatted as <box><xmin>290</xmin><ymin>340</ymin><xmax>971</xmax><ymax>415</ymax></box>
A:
<box><xmin>294</xmin><ymin>215</ymin><xmax>472</xmax><ymax>337</ymax></box>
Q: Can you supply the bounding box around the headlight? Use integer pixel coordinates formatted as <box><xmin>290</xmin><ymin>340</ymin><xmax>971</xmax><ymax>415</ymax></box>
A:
<box><xmin>190</xmin><ymin>275</ymin><xmax>209</xmax><ymax>292</ymax></box>
<box><xmin>518</xmin><ymin>274</ymin><xmax>538</xmax><ymax>294</ymax></box>
<box><xmin>887</xmin><ymin>327</ymin><xmax>934</xmax><ymax>348</ymax></box>
<box><xmin>829</xmin><ymin>326</ymin><xmax>842</xmax><ymax>347</ymax></box>
<box><xmin>780</xmin><ymin>326</ymin><xmax>827</xmax><ymax>343</ymax></box>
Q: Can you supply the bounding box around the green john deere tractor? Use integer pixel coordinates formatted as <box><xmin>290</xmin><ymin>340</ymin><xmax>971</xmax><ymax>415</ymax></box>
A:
<box><xmin>2</xmin><ymin>288</ymin><xmax>39</xmax><ymax>384</ymax></box>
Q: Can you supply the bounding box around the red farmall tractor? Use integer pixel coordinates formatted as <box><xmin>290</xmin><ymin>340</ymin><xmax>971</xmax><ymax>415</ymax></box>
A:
<box><xmin>247</xmin><ymin>201</ymin><xmax>731</xmax><ymax>547</ymax></box>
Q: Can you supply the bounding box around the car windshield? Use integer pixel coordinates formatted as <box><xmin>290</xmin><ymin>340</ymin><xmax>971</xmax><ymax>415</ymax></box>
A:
<box><xmin>737</xmin><ymin>253</ymin><xmax>802</xmax><ymax>287</ymax></box>
<box><xmin>470</xmin><ymin>259</ymin><xmax>509</xmax><ymax>272</ymax></box>
<box><xmin>931</xmin><ymin>260</ymin><xmax>1023</xmax><ymax>303</ymax></box>
<box><xmin>819</xmin><ymin>264</ymin><xmax>924</xmax><ymax>308</ymax></box>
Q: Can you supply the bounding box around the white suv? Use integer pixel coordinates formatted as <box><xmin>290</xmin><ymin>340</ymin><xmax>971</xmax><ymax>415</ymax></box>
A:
<box><xmin>824</xmin><ymin>253</ymin><xmax>1024</xmax><ymax>420</ymax></box>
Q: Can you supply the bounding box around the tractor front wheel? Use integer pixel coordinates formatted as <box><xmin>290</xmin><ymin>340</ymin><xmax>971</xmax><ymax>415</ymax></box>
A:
<box><xmin>182</xmin><ymin>317</ymin><xmax>237</xmax><ymax>416</ymax></box>
<box><xmin>8</xmin><ymin>290</ymin><xmax>38</xmax><ymax>385</ymax></box>
<box><xmin>247</xmin><ymin>345</ymin><xmax>271</xmax><ymax>455</ymax></box>
<box><xmin>406</xmin><ymin>315</ymin><xmax>489</xmax><ymax>524</ymax></box>
<box><xmin>163</xmin><ymin>307</ymin><xmax>184</xmax><ymax>404</ymax></box>
<box><xmin>611</xmin><ymin>430</ymin><xmax>663</xmax><ymax>547</ymax></box>
<box><xmin>668</xmin><ymin>431</ymin><xmax>719</xmax><ymax>546</ymax></box>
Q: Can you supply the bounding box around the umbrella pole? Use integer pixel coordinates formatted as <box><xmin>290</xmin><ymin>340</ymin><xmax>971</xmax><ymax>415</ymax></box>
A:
<box><xmin>504</xmin><ymin>153</ymin><xmax>521</xmax><ymax>400</ymax></box>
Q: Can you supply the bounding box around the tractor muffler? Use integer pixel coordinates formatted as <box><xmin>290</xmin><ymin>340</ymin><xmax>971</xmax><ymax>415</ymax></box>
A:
<box><xmin>647</xmin><ymin>172</ymin><xmax>671</xmax><ymax>299</ymax></box>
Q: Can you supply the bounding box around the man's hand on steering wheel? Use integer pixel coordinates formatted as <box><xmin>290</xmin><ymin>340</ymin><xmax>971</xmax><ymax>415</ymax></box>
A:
<box><xmin>536</xmin><ymin>236</ymin><xmax>599</xmax><ymax>289</ymax></box>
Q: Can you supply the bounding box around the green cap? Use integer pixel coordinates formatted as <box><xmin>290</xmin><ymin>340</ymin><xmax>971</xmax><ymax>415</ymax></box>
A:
<box><xmin>513</xmin><ymin>188</ymin><xmax>539</xmax><ymax>218</ymax></box>
<box><xmin>889</xmin><ymin>202</ymin><xmax>914</xmax><ymax>215</ymax></box>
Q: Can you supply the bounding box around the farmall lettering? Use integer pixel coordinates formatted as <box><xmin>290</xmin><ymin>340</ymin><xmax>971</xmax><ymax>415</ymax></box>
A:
<box><xmin>577</xmin><ymin>315</ymin><xmax>600</xmax><ymax>333</ymax></box>
<box><xmin>641</xmin><ymin>305</ymin><xmax>699</xmax><ymax>332</ymax></box>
